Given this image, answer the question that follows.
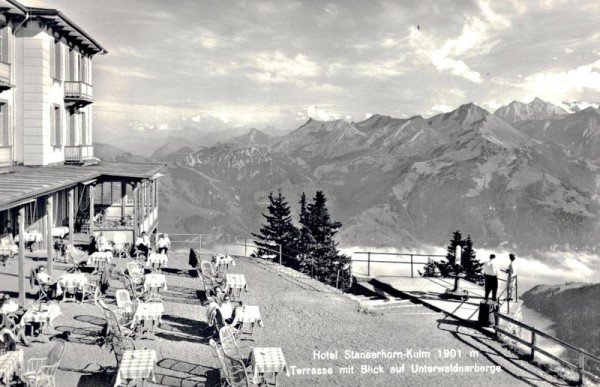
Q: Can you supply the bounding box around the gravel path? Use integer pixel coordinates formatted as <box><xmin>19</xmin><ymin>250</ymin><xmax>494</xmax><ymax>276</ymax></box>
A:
<box><xmin>1</xmin><ymin>252</ymin><xmax>572</xmax><ymax>386</ymax></box>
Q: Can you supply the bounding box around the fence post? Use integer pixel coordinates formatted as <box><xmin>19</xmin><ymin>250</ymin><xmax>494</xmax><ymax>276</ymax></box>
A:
<box><xmin>578</xmin><ymin>353</ymin><xmax>585</xmax><ymax>385</ymax></box>
<box><xmin>244</xmin><ymin>239</ymin><xmax>247</xmax><ymax>258</ymax></box>
<box><xmin>410</xmin><ymin>254</ymin><xmax>414</xmax><ymax>278</ymax></box>
<box><xmin>530</xmin><ymin>331</ymin><xmax>536</xmax><ymax>360</ymax></box>
<box><xmin>367</xmin><ymin>252</ymin><xmax>371</xmax><ymax>277</ymax></box>
<box><xmin>199</xmin><ymin>235</ymin><xmax>202</xmax><ymax>254</ymax></box>
<box><xmin>279</xmin><ymin>244</ymin><xmax>282</xmax><ymax>265</ymax></box>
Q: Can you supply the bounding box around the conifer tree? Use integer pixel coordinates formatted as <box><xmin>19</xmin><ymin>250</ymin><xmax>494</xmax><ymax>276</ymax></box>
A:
<box><xmin>295</xmin><ymin>192</ymin><xmax>316</xmax><ymax>275</ymax></box>
<box><xmin>252</xmin><ymin>190</ymin><xmax>298</xmax><ymax>267</ymax></box>
<box><xmin>305</xmin><ymin>191</ymin><xmax>351</xmax><ymax>290</ymax></box>
<box><xmin>461</xmin><ymin>235</ymin><xmax>484</xmax><ymax>284</ymax></box>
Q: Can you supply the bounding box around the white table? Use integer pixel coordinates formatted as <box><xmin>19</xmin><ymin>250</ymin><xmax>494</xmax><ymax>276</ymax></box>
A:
<box><xmin>233</xmin><ymin>305</ymin><xmax>264</xmax><ymax>335</ymax></box>
<box><xmin>146</xmin><ymin>253</ymin><xmax>168</xmax><ymax>271</ymax></box>
<box><xmin>143</xmin><ymin>273</ymin><xmax>167</xmax><ymax>293</ymax></box>
<box><xmin>20</xmin><ymin>303</ymin><xmax>61</xmax><ymax>336</ymax></box>
<box><xmin>130</xmin><ymin>302</ymin><xmax>164</xmax><ymax>339</ymax></box>
<box><xmin>115</xmin><ymin>350</ymin><xmax>157</xmax><ymax>387</ymax></box>
<box><xmin>251</xmin><ymin>347</ymin><xmax>289</xmax><ymax>386</ymax></box>
<box><xmin>51</xmin><ymin>227</ymin><xmax>69</xmax><ymax>238</ymax></box>
<box><xmin>87</xmin><ymin>252</ymin><xmax>112</xmax><ymax>270</ymax></box>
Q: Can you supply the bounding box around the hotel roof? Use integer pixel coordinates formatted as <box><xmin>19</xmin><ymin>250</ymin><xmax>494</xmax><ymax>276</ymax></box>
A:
<box><xmin>1</xmin><ymin>0</ymin><xmax>107</xmax><ymax>55</ymax></box>
<box><xmin>0</xmin><ymin>161</ymin><xmax>165</xmax><ymax>211</ymax></box>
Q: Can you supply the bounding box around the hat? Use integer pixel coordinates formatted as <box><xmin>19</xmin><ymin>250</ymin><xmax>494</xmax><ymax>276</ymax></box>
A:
<box><xmin>490</xmin><ymin>254</ymin><xmax>496</xmax><ymax>259</ymax></box>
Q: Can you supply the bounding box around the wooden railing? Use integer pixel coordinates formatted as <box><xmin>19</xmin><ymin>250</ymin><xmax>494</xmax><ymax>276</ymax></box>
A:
<box><xmin>0</xmin><ymin>145</ymin><xmax>11</xmax><ymax>167</ymax></box>
<box><xmin>353</xmin><ymin>251</ymin><xmax>446</xmax><ymax>277</ymax></box>
<box><xmin>495</xmin><ymin>312</ymin><xmax>600</xmax><ymax>384</ymax></box>
<box><xmin>0</xmin><ymin>61</ymin><xmax>10</xmax><ymax>85</ymax></box>
<box><xmin>64</xmin><ymin>81</ymin><xmax>93</xmax><ymax>101</ymax></box>
<box><xmin>64</xmin><ymin>145</ymin><xmax>94</xmax><ymax>163</ymax></box>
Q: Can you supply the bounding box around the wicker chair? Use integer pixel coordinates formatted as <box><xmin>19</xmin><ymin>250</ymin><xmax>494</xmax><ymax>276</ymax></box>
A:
<box><xmin>65</xmin><ymin>245</ymin><xmax>89</xmax><ymax>273</ymax></box>
<box><xmin>115</xmin><ymin>289</ymin><xmax>137</xmax><ymax>321</ymax></box>
<box><xmin>21</xmin><ymin>339</ymin><xmax>66</xmax><ymax>387</ymax></box>
<box><xmin>209</xmin><ymin>339</ymin><xmax>254</xmax><ymax>387</ymax></box>
<box><xmin>98</xmin><ymin>299</ymin><xmax>135</xmax><ymax>339</ymax></box>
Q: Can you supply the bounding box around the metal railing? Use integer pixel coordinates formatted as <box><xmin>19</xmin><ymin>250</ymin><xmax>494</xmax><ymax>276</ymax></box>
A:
<box><xmin>166</xmin><ymin>233</ymin><xmax>282</xmax><ymax>263</ymax></box>
<box><xmin>353</xmin><ymin>251</ymin><xmax>446</xmax><ymax>277</ymax></box>
<box><xmin>0</xmin><ymin>145</ymin><xmax>11</xmax><ymax>167</ymax></box>
<box><xmin>0</xmin><ymin>61</ymin><xmax>10</xmax><ymax>85</ymax></box>
<box><xmin>64</xmin><ymin>145</ymin><xmax>94</xmax><ymax>163</ymax></box>
<box><xmin>64</xmin><ymin>81</ymin><xmax>93</xmax><ymax>101</ymax></box>
<box><xmin>495</xmin><ymin>312</ymin><xmax>600</xmax><ymax>384</ymax></box>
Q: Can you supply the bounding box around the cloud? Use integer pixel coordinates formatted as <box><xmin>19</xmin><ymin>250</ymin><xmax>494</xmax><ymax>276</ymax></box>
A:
<box><xmin>248</xmin><ymin>51</ymin><xmax>320</xmax><ymax>83</ymax></box>
<box><xmin>305</xmin><ymin>106</ymin><xmax>345</xmax><ymax>121</ymax></box>
<box><xmin>96</xmin><ymin>65</ymin><xmax>154</xmax><ymax>79</ymax></box>
<box><xmin>408</xmin><ymin>0</ymin><xmax>510</xmax><ymax>83</ymax></box>
<box><xmin>517</xmin><ymin>59</ymin><xmax>600</xmax><ymax>103</ymax></box>
<box><xmin>110</xmin><ymin>46</ymin><xmax>146</xmax><ymax>58</ymax></box>
<box><xmin>193</xmin><ymin>33</ymin><xmax>220</xmax><ymax>49</ymax></box>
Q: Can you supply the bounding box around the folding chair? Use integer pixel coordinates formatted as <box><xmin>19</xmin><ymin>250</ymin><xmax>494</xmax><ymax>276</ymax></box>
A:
<box><xmin>65</xmin><ymin>245</ymin><xmax>89</xmax><ymax>273</ymax></box>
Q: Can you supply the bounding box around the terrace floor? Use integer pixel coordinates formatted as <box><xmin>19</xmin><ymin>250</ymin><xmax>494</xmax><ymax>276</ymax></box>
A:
<box><xmin>0</xmin><ymin>249</ymin><xmax>571</xmax><ymax>386</ymax></box>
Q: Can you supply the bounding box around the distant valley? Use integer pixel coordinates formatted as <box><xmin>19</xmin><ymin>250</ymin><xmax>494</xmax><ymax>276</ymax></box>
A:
<box><xmin>99</xmin><ymin>98</ymin><xmax>600</xmax><ymax>252</ymax></box>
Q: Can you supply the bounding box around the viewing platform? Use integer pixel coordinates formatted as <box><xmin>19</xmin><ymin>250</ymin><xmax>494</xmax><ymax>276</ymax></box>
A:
<box><xmin>370</xmin><ymin>276</ymin><xmax>522</xmax><ymax>323</ymax></box>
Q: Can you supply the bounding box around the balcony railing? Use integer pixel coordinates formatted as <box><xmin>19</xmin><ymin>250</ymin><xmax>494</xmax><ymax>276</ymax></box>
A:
<box><xmin>64</xmin><ymin>81</ymin><xmax>93</xmax><ymax>105</ymax></box>
<box><xmin>64</xmin><ymin>145</ymin><xmax>94</xmax><ymax>164</ymax></box>
<box><xmin>0</xmin><ymin>61</ymin><xmax>12</xmax><ymax>91</ymax></box>
<box><xmin>0</xmin><ymin>146</ymin><xmax>11</xmax><ymax>167</ymax></box>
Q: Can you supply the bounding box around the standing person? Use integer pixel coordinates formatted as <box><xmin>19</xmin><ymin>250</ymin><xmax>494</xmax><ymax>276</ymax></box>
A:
<box><xmin>503</xmin><ymin>253</ymin><xmax>517</xmax><ymax>301</ymax></box>
<box><xmin>483</xmin><ymin>254</ymin><xmax>499</xmax><ymax>302</ymax></box>
<box><xmin>156</xmin><ymin>233</ymin><xmax>171</xmax><ymax>255</ymax></box>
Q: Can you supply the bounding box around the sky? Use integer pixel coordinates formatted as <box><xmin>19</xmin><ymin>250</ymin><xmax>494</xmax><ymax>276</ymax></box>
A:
<box><xmin>27</xmin><ymin>0</ymin><xmax>600</xmax><ymax>133</ymax></box>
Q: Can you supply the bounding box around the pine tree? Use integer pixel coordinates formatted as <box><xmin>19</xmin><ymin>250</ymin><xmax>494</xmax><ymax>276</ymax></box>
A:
<box><xmin>295</xmin><ymin>192</ymin><xmax>316</xmax><ymax>276</ymax></box>
<box><xmin>461</xmin><ymin>235</ymin><xmax>484</xmax><ymax>284</ymax></box>
<box><xmin>252</xmin><ymin>190</ymin><xmax>298</xmax><ymax>267</ymax></box>
<box><xmin>304</xmin><ymin>191</ymin><xmax>351</xmax><ymax>290</ymax></box>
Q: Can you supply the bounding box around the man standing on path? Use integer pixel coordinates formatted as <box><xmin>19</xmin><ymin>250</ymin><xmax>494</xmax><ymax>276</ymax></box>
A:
<box><xmin>483</xmin><ymin>254</ymin><xmax>499</xmax><ymax>302</ymax></box>
<box><xmin>503</xmin><ymin>254</ymin><xmax>517</xmax><ymax>301</ymax></box>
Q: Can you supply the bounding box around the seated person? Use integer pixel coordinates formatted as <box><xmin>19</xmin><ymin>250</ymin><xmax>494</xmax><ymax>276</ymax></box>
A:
<box><xmin>209</xmin><ymin>286</ymin><xmax>227</xmax><ymax>305</ymax></box>
<box><xmin>220</xmin><ymin>295</ymin><xmax>237</xmax><ymax>324</ymax></box>
<box><xmin>53</xmin><ymin>237</ymin><xmax>66</xmax><ymax>260</ymax></box>
<box><xmin>87</xmin><ymin>235</ymin><xmax>98</xmax><ymax>255</ymax></box>
<box><xmin>156</xmin><ymin>233</ymin><xmax>170</xmax><ymax>255</ymax></box>
<box><xmin>35</xmin><ymin>267</ymin><xmax>61</xmax><ymax>299</ymax></box>
<box><xmin>0</xmin><ymin>294</ymin><xmax>19</xmax><ymax>314</ymax></box>
<box><xmin>96</xmin><ymin>232</ymin><xmax>112</xmax><ymax>252</ymax></box>
<box><xmin>134</xmin><ymin>231</ymin><xmax>150</xmax><ymax>258</ymax></box>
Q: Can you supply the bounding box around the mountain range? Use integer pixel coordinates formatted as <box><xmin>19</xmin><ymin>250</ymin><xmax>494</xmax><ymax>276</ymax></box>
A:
<box><xmin>101</xmin><ymin>98</ymin><xmax>600</xmax><ymax>251</ymax></box>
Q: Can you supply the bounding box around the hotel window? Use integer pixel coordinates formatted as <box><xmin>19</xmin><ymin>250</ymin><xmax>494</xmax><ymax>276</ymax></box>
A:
<box><xmin>50</xmin><ymin>105</ymin><xmax>62</xmax><ymax>146</ymax></box>
<box><xmin>50</xmin><ymin>39</ymin><xmax>61</xmax><ymax>80</ymax></box>
<box><xmin>81</xmin><ymin>112</ymin><xmax>88</xmax><ymax>145</ymax></box>
<box><xmin>0</xmin><ymin>26</ymin><xmax>9</xmax><ymax>64</ymax></box>
<box><xmin>0</xmin><ymin>103</ymin><xmax>7</xmax><ymax>146</ymax></box>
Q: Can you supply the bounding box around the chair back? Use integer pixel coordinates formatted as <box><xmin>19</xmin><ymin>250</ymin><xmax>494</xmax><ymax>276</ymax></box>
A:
<box><xmin>115</xmin><ymin>289</ymin><xmax>132</xmax><ymax>309</ymax></box>
<box><xmin>223</xmin><ymin>354</ymin><xmax>251</xmax><ymax>387</ymax></box>
<box><xmin>126</xmin><ymin>262</ymin><xmax>143</xmax><ymax>278</ymax></box>
<box><xmin>47</xmin><ymin>339</ymin><xmax>67</xmax><ymax>366</ymax></box>
<box><xmin>200</xmin><ymin>261</ymin><xmax>216</xmax><ymax>278</ymax></box>
<box><xmin>219</xmin><ymin>325</ymin><xmax>243</xmax><ymax>359</ymax></box>
<box><xmin>99</xmin><ymin>299</ymin><xmax>126</xmax><ymax>336</ymax></box>
<box><xmin>209</xmin><ymin>338</ymin><xmax>231</xmax><ymax>380</ymax></box>
<box><xmin>111</xmin><ymin>334</ymin><xmax>136</xmax><ymax>365</ymax></box>
<box><xmin>66</xmin><ymin>245</ymin><xmax>87</xmax><ymax>264</ymax></box>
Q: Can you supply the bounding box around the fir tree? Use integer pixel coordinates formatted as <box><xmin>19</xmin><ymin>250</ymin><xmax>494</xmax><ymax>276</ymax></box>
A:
<box><xmin>304</xmin><ymin>191</ymin><xmax>351</xmax><ymax>290</ymax></box>
<box><xmin>252</xmin><ymin>190</ymin><xmax>298</xmax><ymax>267</ymax></box>
<box><xmin>461</xmin><ymin>235</ymin><xmax>484</xmax><ymax>284</ymax></box>
<box><xmin>295</xmin><ymin>192</ymin><xmax>316</xmax><ymax>276</ymax></box>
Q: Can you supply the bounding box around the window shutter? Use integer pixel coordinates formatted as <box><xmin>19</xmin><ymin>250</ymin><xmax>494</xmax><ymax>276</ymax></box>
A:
<box><xmin>0</xmin><ymin>27</ymin><xmax>6</xmax><ymax>63</ymax></box>
<box><xmin>50</xmin><ymin>106</ymin><xmax>55</xmax><ymax>146</ymax></box>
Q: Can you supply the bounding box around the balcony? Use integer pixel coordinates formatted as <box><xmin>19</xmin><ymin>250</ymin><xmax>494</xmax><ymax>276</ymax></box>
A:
<box><xmin>64</xmin><ymin>81</ymin><xmax>93</xmax><ymax>108</ymax></box>
<box><xmin>0</xmin><ymin>146</ymin><xmax>11</xmax><ymax>168</ymax></box>
<box><xmin>64</xmin><ymin>145</ymin><xmax>94</xmax><ymax>164</ymax></box>
<box><xmin>0</xmin><ymin>61</ymin><xmax>13</xmax><ymax>92</ymax></box>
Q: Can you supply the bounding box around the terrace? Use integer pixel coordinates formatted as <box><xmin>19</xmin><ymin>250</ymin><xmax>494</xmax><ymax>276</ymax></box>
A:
<box><xmin>0</xmin><ymin>237</ymin><xmax>573</xmax><ymax>386</ymax></box>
